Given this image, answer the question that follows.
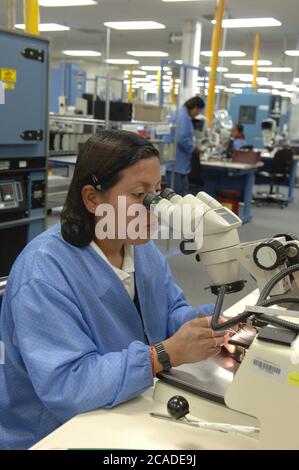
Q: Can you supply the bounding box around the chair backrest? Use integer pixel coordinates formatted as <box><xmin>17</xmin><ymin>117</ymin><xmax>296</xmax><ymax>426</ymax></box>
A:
<box><xmin>272</xmin><ymin>148</ymin><xmax>293</xmax><ymax>175</ymax></box>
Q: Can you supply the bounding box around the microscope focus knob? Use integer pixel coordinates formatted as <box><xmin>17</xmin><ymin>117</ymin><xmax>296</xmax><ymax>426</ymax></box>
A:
<box><xmin>167</xmin><ymin>396</ymin><xmax>189</xmax><ymax>420</ymax></box>
<box><xmin>253</xmin><ymin>239</ymin><xmax>287</xmax><ymax>271</ymax></box>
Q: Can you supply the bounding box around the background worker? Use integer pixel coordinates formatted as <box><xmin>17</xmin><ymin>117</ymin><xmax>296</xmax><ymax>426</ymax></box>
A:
<box><xmin>165</xmin><ymin>96</ymin><xmax>205</xmax><ymax>195</ymax></box>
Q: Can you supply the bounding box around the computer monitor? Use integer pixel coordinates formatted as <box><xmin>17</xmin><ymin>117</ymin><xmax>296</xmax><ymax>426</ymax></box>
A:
<box><xmin>94</xmin><ymin>99</ymin><xmax>132</xmax><ymax>121</ymax></box>
<box><xmin>82</xmin><ymin>93</ymin><xmax>94</xmax><ymax>115</ymax></box>
<box><xmin>239</xmin><ymin>105</ymin><xmax>257</xmax><ymax>125</ymax></box>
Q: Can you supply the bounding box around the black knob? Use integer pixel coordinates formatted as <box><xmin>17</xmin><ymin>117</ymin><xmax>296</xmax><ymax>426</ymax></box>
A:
<box><xmin>167</xmin><ymin>396</ymin><xmax>189</xmax><ymax>420</ymax></box>
<box><xmin>274</xmin><ymin>233</ymin><xmax>298</xmax><ymax>242</ymax></box>
<box><xmin>253</xmin><ymin>239</ymin><xmax>287</xmax><ymax>271</ymax></box>
<box><xmin>286</xmin><ymin>243</ymin><xmax>299</xmax><ymax>264</ymax></box>
<box><xmin>143</xmin><ymin>192</ymin><xmax>162</xmax><ymax>209</ymax></box>
<box><xmin>179</xmin><ymin>240</ymin><xmax>197</xmax><ymax>255</ymax></box>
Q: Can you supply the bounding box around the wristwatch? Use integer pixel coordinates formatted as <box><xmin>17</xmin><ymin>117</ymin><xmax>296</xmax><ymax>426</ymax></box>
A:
<box><xmin>154</xmin><ymin>342</ymin><xmax>171</xmax><ymax>372</ymax></box>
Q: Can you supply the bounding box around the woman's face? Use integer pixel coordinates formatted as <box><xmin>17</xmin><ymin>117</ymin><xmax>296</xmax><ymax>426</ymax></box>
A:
<box><xmin>232</xmin><ymin>126</ymin><xmax>240</xmax><ymax>139</ymax></box>
<box><xmin>92</xmin><ymin>156</ymin><xmax>161</xmax><ymax>245</ymax></box>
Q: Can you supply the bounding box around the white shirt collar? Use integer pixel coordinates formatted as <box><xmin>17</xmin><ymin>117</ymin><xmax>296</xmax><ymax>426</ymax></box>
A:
<box><xmin>90</xmin><ymin>241</ymin><xmax>135</xmax><ymax>281</ymax></box>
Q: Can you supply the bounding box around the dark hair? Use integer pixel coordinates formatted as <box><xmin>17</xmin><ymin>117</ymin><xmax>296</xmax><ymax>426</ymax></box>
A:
<box><xmin>184</xmin><ymin>96</ymin><xmax>205</xmax><ymax>111</ymax></box>
<box><xmin>61</xmin><ymin>130</ymin><xmax>159</xmax><ymax>247</ymax></box>
<box><xmin>235</xmin><ymin>124</ymin><xmax>244</xmax><ymax>134</ymax></box>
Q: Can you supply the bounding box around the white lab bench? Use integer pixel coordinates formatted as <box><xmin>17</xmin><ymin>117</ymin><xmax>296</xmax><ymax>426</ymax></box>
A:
<box><xmin>31</xmin><ymin>291</ymin><xmax>261</xmax><ymax>450</ymax></box>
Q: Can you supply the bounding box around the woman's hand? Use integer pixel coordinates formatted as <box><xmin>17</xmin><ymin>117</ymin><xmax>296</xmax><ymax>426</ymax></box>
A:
<box><xmin>162</xmin><ymin>316</ymin><xmax>230</xmax><ymax>369</ymax></box>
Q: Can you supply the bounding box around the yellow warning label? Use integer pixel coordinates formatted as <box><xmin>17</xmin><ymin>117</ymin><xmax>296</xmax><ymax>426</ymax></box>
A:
<box><xmin>288</xmin><ymin>372</ymin><xmax>299</xmax><ymax>387</ymax></box>
<box><xmin>4</xmin><ymin>83</ymin><xmax>15</xmax><ymax>90</ymax></box>
<box><xmin>0</xmin><ymin>68</ymin><xmax>17</xmax><ymax>83</ymax></box>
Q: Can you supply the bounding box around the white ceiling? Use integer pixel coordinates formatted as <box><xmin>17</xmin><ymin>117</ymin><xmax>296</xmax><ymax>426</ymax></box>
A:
<box><xmin>4</xmin><ymin>0</ymin><xmax>299</xmax><ymax>82</ymax></box>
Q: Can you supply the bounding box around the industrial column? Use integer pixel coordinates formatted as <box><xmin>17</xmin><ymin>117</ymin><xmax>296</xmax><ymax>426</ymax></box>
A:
<box><xmin>24</xmin><ymin>0</ymin><xmax>40</xmax><ymax>36</ymax></box>
<box><xmin>205</xmin><ymin>0</ymin><xmax>226</xmax><ymax>127</ymax></box>
<box><xmin>252</xmin><ymin>33</ymin><xmax>260</xmax><ymax>90</ymax></box>
<box><xmin>180</xmin><ymin>20</ymin><xmax>202</xmax><ymax>104</ymax></box>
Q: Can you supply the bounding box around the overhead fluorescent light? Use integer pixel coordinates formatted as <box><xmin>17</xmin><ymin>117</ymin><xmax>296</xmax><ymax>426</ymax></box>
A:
<box><xmin>230</xmin><ymin>83</ymin><xmax>252</xmax><ymax>88</ymax></box>
<box><xmin>16</xmin><ymin>23</ymin><xmax>70</xmax><ymax>31</ymax></box>
<box><xmin>239</xmin><ymin>76</ymin><xmax>254</xmax><ymax>82</ymax></box>
<box><xmin>225</xmin><ymin>73</ymin><xmax>253</xmax><ymax>79</ymax></box>
<box><xmin>293</xmin><ymin>78</ymin><xmax>299</xmax><ymax>84</ymax></box>
<box><xmin>63</xmin><ymin>50</ymin><xmax>101</xmax><ymax>56</ymax></box>
<box><xmin>265</xmin><ymin>81</ymin><xmax>283</xmax><ymax>87</ymax></box>
<box><xmin>104</xmin><ymin>21</ymin><xmax>165</xmax><ymax>30</ymax></box>
<box><xmin>280</xmin><ymin>92</ymin><xmax>292</xmax><ymax>98</ymax></box>
<box><xmin>201</xmin><ymin>51</ymin><xmax>246</xmax><ymax>58</ymax></box>
<box><xmin>127</xmin><ymin>51</ymin><xmax>169</xmax><ymax>57</ymax></box>
<box><xmin>133</xmin><ymin>78</ymin><xmax>151</xmax><ymax>83</ymax></box>
<box><xmin>205</xmin><ymin>66</ymin><xmax>228</xmax><ymax>72</ymax></box>
<box><xmin>258</xmin><ymin>89</ymin><xmax>271</xmax><ymax>93</ymax></box>
<box><xmin>39</xmin><ymin>0</ymin><xmax>97</xmax><ymax>5</ymax></box>
<box><xmin>141</xmin><ymin>66</ymin><xmax>162</xmax><ymax>71</ymax></box>
<box><xmin>231</xmin><ymin>59</ymin><xmax>272</xmax><ymax>66</ymax></box>
<box><xmin>258</xmin><ymin>67</ymin><xmax>292</xmax><ymax>73</ymax></box>
<box><xmin>212</xmin><ymin>18</ymin><xmax>281</xmax><ymax>28</ymax></box>
<box><xmin>225</xmin><ymin>88</ymin><xmax>242</xmax><ymax>94</ymax></box>
<box><xmin>106</xmin><ymin>59</ymin><xmax>139</xmax><ymax>64</ymax></box>
<box><xmin>283</xmin><ymin>84</ymin><xmax>299</xmax><ymax>92</ymax></box>
<box><xmin>124</xmin><ymin>70</ymin><xmax>146</xmax><ymax>76</ymax></box>
<box><xmin>175</xmin><ymin>60</ymin><xmax>183</xmax><ymax>64</ymax></box>
<box><xmin>256</xmin><ymin>77</ymin><xmax>269</xmax><ymax>84</ymax></box>
<box><xmin>285</xmin><ymin>50</ymin><xmax>299</xmax><ymax>56</ymax></box>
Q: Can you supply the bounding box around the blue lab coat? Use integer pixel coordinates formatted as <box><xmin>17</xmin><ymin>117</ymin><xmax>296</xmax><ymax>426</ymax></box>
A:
<box><xmin>166</xmin><ymin>106</ymin><xmax>196</xmax><ymax>175</ymax></box>
<box><xmin>0</xmin><ymin>224</ymin><xmax>212</xmax><ymax>449</ymax></box>
<box><xmin>233</xmin><ymin>138</ymin><xmax>247</xmax><ymax>150</ymax></box>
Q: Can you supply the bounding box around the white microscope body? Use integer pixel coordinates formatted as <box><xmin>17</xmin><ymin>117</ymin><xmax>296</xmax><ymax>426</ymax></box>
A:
<box><xmin>149</xmin><ymin>190</ymin><xmax>299</xmax><ymax>449</ymax></box>
<box><xmin>261</xmin><ymin>118</ymin><xmax>277</xmax><ymax>149</ymax></box>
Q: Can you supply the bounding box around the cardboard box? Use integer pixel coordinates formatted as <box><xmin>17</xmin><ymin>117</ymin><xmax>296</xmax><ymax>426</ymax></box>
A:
<box><xmin>133</xmin><ymin>104</ymin><xmax>166</xmax><ymax>122</ymax></box>
<box><xmin>232</xmin><ymin>150</ymin><xmax>261</xmax><ymax>164</ymax></box>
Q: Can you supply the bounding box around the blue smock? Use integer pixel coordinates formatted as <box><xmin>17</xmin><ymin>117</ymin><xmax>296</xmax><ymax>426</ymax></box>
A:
<box><xmin>233</xmin><ymin>138</ymin><xmax>247</xmax><ymax>150</ymax></box>
<box><xmin>0</xmin><ymin>224</ymin><xmax>212</xmax><ymax>449</ymax></box>
<box><xmin>166</xmin><ymin>106</ymin><xmax>196</xmax><ymax>175</ymax></box>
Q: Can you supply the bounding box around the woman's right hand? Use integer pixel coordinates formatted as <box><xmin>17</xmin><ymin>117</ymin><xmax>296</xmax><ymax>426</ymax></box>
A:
<box><xmin>162</xmin><ymin>316</ymin><xmax>230</xmax><ymax>368</ymax></box>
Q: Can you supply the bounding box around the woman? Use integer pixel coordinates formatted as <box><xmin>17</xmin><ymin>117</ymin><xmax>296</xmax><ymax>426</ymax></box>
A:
<box><xmin>0</xmin><ymin>130</ymin><xmax>229</xmax><ymax>449</ymax></box>
<box><xmin>165</xmin><ymin>96</ymin><xmax>205</xmax><ymax>195</ymax></box>
<box><xmin>231</xmin><ymin>124</ymin><xmax>247</xmax><ymax>150</ymax></box>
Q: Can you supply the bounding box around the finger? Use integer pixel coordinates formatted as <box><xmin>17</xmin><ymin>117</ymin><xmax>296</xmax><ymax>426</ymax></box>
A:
<box><xmin>205</xmin><ymin>336</ymin><xmax>227</xmax><ymax>348</ymax></box>
<box><xmin>202</xmin><ymin>346</ymin><xmax>222</xmax><ymax>360</ymax></box>
<box><xmin>197</xmin><ymin>328</ymin><xmax>225</xmax><ymax>340</ymax></box>
<box><xmin>219</xmin><ymin>316</ymin><xmax>240</xmax><ymax>332</ymax></box>
<box><xmin>195</xmin><ymin>316</ymin><xmax>235</xmax><ymax>335</ymax></box>
<box><xmin>208</xmin><ymin>347</ymin><xmax>221</xmax><ymax>357</ymax></box>
<box><xmin>198</xmin><ymin>328</ymin><xmax>228</xmax><ymax>340</ymax></box>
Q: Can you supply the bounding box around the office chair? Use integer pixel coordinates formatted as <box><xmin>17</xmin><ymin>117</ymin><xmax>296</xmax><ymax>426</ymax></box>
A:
<box><xmin>253</xmin><ymin>147</ymin><xmax>294</xmax><ymax>208</ymax></box>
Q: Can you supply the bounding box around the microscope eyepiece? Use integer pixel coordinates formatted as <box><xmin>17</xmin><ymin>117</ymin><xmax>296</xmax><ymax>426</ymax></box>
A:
<box><xmin>143</xmin><ymin>192</ymin><xmax>162</xmax><ymax>209</ymax></box>
<box><xmin>160</xmin><ymin>187</ymin><xmax>177</xmax><ymax>201</ymax></box>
